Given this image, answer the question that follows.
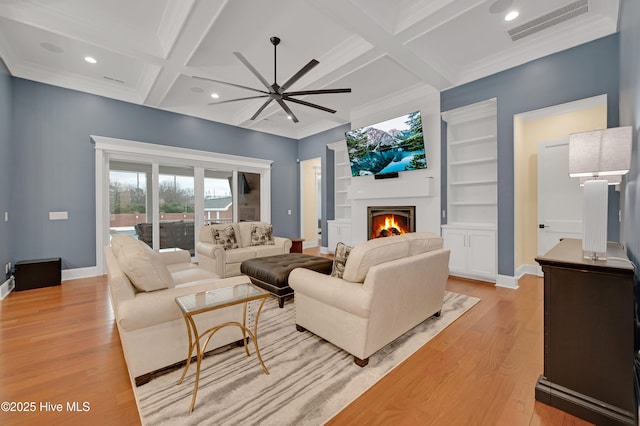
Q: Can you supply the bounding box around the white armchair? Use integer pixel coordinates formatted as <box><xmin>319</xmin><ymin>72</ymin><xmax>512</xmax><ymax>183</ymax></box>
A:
<box><xmin>289</xmin><ymin>233</ymin><xmax>450</xmax><ymax>366</ymax></box>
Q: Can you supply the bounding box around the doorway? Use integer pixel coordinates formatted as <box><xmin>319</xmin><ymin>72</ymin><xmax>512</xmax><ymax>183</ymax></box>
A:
<box><xmin>514</xmin><ymin>95</ymin><xmax>607</xmax><ymax>276</ymax></box>
<box><xmin>300</xmin><ymin>158</ymin><xmax>321</xmax><ymax>247</ymax></box>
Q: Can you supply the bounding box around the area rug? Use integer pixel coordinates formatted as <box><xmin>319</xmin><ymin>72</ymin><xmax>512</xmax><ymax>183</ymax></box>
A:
<box><xmin>136</xmin><ymin>291</ymin><xmax>479</xmax><ymax>426</ymax></box>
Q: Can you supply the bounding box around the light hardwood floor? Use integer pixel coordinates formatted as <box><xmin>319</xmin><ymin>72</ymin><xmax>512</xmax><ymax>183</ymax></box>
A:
<box><xmin>0</xmin><ymin>251</ymin><xmax>592</xmax><ymax>425</ymax></box>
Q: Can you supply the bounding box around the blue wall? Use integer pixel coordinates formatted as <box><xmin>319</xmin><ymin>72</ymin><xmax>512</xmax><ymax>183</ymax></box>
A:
<box><xmin>0</xmin><ymin>58</ymin><xmax>11</xmax><ymax>280</ymax></box>
<box><xmin>10</xmin><ymin>78</ymin><xmax>299</xmax><ymax>269</ymax></box>
<box><xmin>297</xmin><ymin>123</ymin><xmax>350</xmax><ymax>247</ymax></box>
<box><xmin>441</xmin><ymin>34</ymin><xmax>621</xmax><ymax>277</ymax></box>
<box><xmin>620</xmin><ymin>0</ymin><xmax>640</xmax><ymax>267</ymax></box>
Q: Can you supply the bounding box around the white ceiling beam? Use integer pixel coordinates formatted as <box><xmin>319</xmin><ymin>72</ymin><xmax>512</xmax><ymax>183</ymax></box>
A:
<box><xmin>144</xmin><ymin>0</ymin><xmax>229</xmax><ymax>107</ymax></box>
<box><xmin>305</xmin><ymin>0</ymin><xmax>453</xmax><ymax>90</ymax></box>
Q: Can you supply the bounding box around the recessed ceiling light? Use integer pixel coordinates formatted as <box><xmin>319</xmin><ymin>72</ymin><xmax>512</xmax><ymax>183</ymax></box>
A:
<box><xmin>84</xmin><ymin>56</ymin><xmax>97</xmax><ymax>64</ymax></box>
<box><xmin>210</xmin><ymin>93</ymin><xmax>219</xmax><ymax>99</ymax></box>
<box><xmin>287</xmin><ymin>115</ymin><xmax>292</xmax><ymax>120</ymax></box>
<box><xmin>505</xmin><ymin>10</ymin><xmax>519</xmax><ymax>21</ymax></box>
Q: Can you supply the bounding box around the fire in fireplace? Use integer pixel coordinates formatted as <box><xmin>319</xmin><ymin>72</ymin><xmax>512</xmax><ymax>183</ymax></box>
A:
<box><xmin>368</xmin><ymin>206</ymin><xmax>415</xmax><ymax>239</ymax></box>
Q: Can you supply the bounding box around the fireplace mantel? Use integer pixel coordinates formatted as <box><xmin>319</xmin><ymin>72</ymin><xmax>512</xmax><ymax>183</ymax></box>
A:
<box><xmin>348</xmin><ymin>176</ymin><xmax>433</xmax><ymax>200</ymax></box>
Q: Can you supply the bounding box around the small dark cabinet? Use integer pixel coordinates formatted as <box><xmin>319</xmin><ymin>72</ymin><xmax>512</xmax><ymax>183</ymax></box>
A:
<box><xmin>535</xmin><ymin>239</ymin><xmax>637</xmax><ymax>425</ymax></box>
<box><xmin>14</xmin><ymin>258</ymin><xmax>61</xmax><ymax>291</ymax></box>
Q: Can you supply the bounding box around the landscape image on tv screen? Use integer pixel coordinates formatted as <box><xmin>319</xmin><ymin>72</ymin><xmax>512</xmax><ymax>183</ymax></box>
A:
<box><xmin>345</xmin><ymin>111</ymin><xmax>426</xmax><ymax>177</ymax></box>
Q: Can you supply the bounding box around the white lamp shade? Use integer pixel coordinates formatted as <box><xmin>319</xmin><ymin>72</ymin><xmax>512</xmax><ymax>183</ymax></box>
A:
<box><xmin>568</xmin><ymin>126</ymin><xmax>632</xmax><ymax>177</ymax></box>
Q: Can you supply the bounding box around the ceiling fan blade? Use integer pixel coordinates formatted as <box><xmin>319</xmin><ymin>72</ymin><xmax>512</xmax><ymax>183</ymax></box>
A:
<box><xmin>249</xmin><ymin>98</ymin><xmax>274</xmax><ymax>120</ymax></box>
<box><xmin>285</xmin><ymin>88</ymin><xmax>352</xmax><ymax>96</ymax></box>
<box><xmin>284</xmin><ymin>96</ymin><xmax>336</xmax><ymax>114</ymax></box>
<box><xmin>280</xmin><ymin>59</ymin><xmax>319</xmax><ymax>92</ymax></box>
<box><xmin>275</xmin><ymin>99</ymin><xmax>299</xmax><ymax>123</ymax></box>
<box><xmin>233</xmin><ymin>52</ymin><xmax>272</xmax><ymax>90</ymax></box>
<box><xmin>192</xmin><ymin>76</ymin><xmax>269</xmax><ymax>94</ymax></box>
<box><xmin>208</xmin><ymin>95</ymin><xmax>268</xmax><ymax>105</ymax></box>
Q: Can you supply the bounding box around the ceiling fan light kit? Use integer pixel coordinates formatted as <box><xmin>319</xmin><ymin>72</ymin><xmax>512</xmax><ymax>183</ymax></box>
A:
<box><xmin>193</xmin><ymin>37</ymin><xmax>351</xmax><ymax>123</ymax></box>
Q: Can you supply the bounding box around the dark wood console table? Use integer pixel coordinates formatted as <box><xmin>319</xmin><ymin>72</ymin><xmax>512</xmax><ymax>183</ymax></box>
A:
<box><xmin>535</xmin><ymin>238</ymin><xmax>637</xmax><ymax>425</ymax></box>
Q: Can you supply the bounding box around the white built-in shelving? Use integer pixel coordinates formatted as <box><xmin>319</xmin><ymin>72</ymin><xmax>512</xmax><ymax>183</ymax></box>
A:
<box><xmin>441</xmin><ymin>98</ymin><xmax>497</xmax><ymax>282</ymax></box>
<box><xmin>327</xmin><ymin>140</ymin><xmax>352</xmax><ymax>252</ymax></box>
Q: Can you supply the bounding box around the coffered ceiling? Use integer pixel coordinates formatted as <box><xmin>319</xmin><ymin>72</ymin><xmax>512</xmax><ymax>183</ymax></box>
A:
<box><xmin>0</xmin><ymin>0</ymin><xmax>620</xmax><ymax>139</ymax></box>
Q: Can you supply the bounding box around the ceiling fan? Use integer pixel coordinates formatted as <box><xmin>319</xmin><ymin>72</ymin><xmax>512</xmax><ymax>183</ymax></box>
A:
<box><xmin>192</xmin><ymin>36</ymin><xmax>351</xmax><ymax>123</ymax></box>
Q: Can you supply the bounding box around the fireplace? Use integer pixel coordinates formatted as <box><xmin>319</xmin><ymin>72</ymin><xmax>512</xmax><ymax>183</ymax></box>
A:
<box><xmin>367</xmin><ymin>206</ymin><xmax>415</xmax><ymax>239</ymax></box>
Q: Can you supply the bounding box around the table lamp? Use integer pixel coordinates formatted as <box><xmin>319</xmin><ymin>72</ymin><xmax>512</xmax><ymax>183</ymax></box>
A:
<box><xmin>568</xmin><ymin>126</ymin><xmax>632</xmax><ymax>260</ymax></box>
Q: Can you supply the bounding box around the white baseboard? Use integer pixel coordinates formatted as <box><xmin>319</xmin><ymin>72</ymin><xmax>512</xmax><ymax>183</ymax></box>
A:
<box><xmin>62</xmin><ymin>266</ymin><xmax>99</xmax><ymax>281</ymax></box>
<box><xmin>495</xmin><ymin>274</ymin><xmax>519</xmax><ymax>289</ymax></box>
<box><xmin>516</xmin><ymin>263</ymin><xmax>542</xmax><ymax>278</ymax></box>
<box><xmin>319</xmin><ymin>246</ymin><xmax>330</xmax><ymax>254</ymax></box>
<box><xmin>1</xmin><ymin>276</ymin><xmax>15</xmax><ymax>300</ymax></box>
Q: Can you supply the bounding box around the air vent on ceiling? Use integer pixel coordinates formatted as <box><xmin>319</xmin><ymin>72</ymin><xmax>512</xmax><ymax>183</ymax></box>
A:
<box><xmin>507</xmin><ymin>0</ymin><xmax>589</xmax><ymax>42</ymax></box>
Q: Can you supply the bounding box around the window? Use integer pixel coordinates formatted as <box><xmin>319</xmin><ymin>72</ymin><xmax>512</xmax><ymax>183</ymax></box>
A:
<box><xmin>94</xmin><ymin>136</ymin><xmax>272</xmax><ymax>274</ymax></box>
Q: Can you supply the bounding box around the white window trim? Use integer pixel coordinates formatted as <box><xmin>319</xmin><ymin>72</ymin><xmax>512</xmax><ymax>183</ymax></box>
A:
<box><xmin>93</xmin><ymin>135</ymin><xmax>272</xmax><ymax>274</ymax></box>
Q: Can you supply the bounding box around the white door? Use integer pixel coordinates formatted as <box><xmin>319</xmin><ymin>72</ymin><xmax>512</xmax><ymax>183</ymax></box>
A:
<box><xmin>537</xmin><ymin>138</ymin><xmax>583</xmax><ymax>256</ymax></box>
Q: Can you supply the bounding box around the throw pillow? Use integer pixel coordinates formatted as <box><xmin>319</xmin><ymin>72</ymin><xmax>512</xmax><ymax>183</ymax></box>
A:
<box><xmin>331</xmin><ymin>242</ymin><xmax>352</xmax><ymax>278</ymax></box>
<box><xmin>250</xmin><ymin>223</ymin><xmax>275</xmax><ymax>246</ymax></box>
<box><xmin>116</xmin><ymin>240</ymin><xmax>175</xmax><ymax>292</ymax></box>
<box><xmin>212</xmin><ymin>225</ymin><xmax>239</xmax><ymax>250</ymax></box>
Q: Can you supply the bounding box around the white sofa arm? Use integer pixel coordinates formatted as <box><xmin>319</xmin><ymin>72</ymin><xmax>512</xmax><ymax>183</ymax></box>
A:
<box><xmin>195</xmin><ymin>241</ymin><xmax>226</xmax><ymax>275</ymax></box>
<box><xmin>289</xmin><ymin>268</ymin><xmax>371</xmax><ymax>318</ymax></box>
<box><xmin>274</xmin><ymin>236</ymin><xmax>292</xmax><ymax>252</ymax></box>
<box><xmin>159</xmin><ymin>249</ymin><xmax>191</xmax><ymax>265</ymax></box>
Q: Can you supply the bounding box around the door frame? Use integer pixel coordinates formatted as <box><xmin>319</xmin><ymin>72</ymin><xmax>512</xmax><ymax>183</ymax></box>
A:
<box><xmin>299</xmin><ymin>157</ymin><xmax>321</xmax><ymax>248</ymax></box>
<box><xmin>513</xmin><ymin>94</ymin><xmax>607</xmax><ymax>278</ymax></box>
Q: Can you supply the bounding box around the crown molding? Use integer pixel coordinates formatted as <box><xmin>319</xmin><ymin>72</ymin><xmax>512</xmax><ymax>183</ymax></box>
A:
<box><xmin>457</xmin><ymin>15</ymin><xmax>617</xmax><ymax>85</ymax></box>
<box><xmin>350</xmin><ymin>82</ymin><xmax>438</xmax><ymax>127</ymax></box>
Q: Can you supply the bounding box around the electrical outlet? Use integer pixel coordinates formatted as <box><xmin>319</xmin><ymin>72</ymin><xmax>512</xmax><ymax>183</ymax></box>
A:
<box><xmin>5</xmin><ymin>263</ymin><xmax>8</xmax><ymax>274</ymax></box>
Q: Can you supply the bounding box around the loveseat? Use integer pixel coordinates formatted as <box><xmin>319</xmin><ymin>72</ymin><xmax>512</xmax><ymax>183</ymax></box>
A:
<box><xmin>289</xmin><ymin>232</ymin><xmax>450</xmax><ymax>366</ymax></box>
<box><xmin>196</xmin><ymin>221</ymin><xmax>292</xmax><ymax>278</ymax></box>
<box><xmin>105</xmin><ymin>234</ymin><xmax>249</xmax><ymax>386</ymax></box>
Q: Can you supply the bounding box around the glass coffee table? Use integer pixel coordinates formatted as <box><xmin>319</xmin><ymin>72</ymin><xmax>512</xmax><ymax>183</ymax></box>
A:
<box><xmin>175</xmin><ymin>282</ymin><xmax>270</xmax><ymax>412</ymax></box>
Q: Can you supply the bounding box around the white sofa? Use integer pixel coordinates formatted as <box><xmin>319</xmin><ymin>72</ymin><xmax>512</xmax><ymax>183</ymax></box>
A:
<box><xmin>105</xmin><ymin>235</ymin><xmax>249</xmax><ymax>386</ymax></box>
<box><xmin>196</xmin><ymin>221</ymin><xmax>292</xmax><ymax>278</ymax></box>
<box><xmin>289</xmin><ymin>232</ymin><xmax>450</xmax><ymax>366</ymax></box>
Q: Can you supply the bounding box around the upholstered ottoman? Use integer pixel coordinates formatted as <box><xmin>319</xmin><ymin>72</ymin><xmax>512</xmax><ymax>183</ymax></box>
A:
<box><xmin>241</xmin><ymin>254</ymin><xmax>333</xmax><ymax>308</ymax></box>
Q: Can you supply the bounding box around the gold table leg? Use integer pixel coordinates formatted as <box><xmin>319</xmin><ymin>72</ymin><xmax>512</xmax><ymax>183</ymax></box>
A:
<box><xmin>177</xmin><ymin>295</ymin><xmax>270</xmax><ymax>413</ymax></box>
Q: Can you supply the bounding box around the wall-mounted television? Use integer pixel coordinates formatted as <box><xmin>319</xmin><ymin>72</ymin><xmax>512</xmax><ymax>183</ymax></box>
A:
<box><xmin>345</xmin><ymin>110</ymin><xmax>426</xmax><ymax>177</ymax></box>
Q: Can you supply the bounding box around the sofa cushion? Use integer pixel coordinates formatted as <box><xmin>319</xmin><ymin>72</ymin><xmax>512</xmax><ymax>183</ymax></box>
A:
<box><xmin>212</xmin><ymin>225</ymin><xmax>239</xmax><ymax>250</ymax></box>
<box><xmin>254</xmin><ymin>245</ymin><xmax>287</xmax><ymax>258</ymax></box>
<box><xmin>342</xmin><ymin>236</ymin><xmax>410</xmax><ymax>283</ymax></box>
<box><xmin>250</xmin><ymin>223</ymin><xmax>275</xmax><ymax>246</ymax></box>
<box><xmin>403</xmin><ymin>232</ymin><xmax>444</xmax><ymax>255</ymax></box>
<box><xmin>331</xmin><ymin>242</ymin><xmax>352</xmax><ymax>278</ymax></box>
<box><xmin>111</xmin><ymin>235</ymin><xmax>175</xmax><ymax>292</ymax></box>
<box><xmin>225</xmin><ymin>246</ymin><xmax>258</xmax><ymax>263</ymax></box>
<box><xmin>237</xmin><ymin>221</ymin><xmax>271</xmax><ymax>247</ymax></box>
<box><xmin>166</xmin><ymin>263</ymin><xmax>216</xmax><ymax>285</ymax></box>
